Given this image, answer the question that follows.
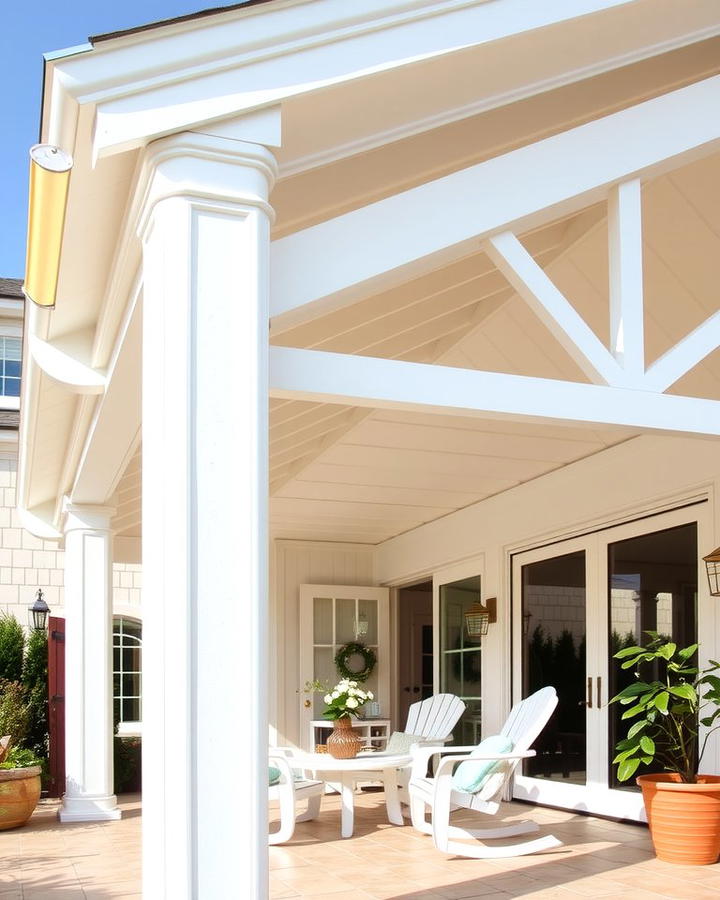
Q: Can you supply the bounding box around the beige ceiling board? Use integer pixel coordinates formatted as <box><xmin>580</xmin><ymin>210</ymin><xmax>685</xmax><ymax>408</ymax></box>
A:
<box><xmin>276</xmin><ymin>477</ymin><xmax>481</xmax><ymax>511</ymax></box>
<box><xmin>273</xmin><ymin>33</ymin><xmax>720</xmax><ymax>235</ymax></box>
<box><xmin>297</xmin><ymin>461</ymin><xmax>516</xmax><ymax>498</ymax></box>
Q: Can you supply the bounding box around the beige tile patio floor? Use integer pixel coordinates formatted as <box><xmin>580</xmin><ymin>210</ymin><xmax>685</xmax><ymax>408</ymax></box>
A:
<box><xmin>3</xmin><ymin>791</ymin><xmax>720</xmax><ymax>898</ymax></box>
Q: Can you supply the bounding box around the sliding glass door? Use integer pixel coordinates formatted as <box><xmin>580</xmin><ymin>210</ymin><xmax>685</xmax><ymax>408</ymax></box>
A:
<box><xmin>512</xmin><ymin>506</ymin><xmax>704</xmax><ymax>820</ymax></box>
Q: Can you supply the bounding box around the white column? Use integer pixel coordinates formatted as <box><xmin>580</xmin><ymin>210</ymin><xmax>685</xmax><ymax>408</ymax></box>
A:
<box><xmin>139</xmin><ymin>132</ymin><xmax>276</xmax><ymax>899</ymax></box>
<box><xmin>60</xmin><ymin>504</ymin><xmax>120</xmax><ymax>823</ymax></box>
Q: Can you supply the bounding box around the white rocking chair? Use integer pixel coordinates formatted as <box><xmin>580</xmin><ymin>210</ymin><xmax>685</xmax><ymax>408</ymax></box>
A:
<box><xmin>268</xmin><ymin>749</ymin><xmax>325</xmax><ymax>845</ymax></box>
<box><xmin>408</xmin><ymin>686</ymin><xmax>562</xmax><ymax>859</ymax></box>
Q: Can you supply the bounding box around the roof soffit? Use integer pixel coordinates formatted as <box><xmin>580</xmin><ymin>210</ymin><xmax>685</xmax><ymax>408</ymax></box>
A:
<box><xmin>42</xmin><ymin>0</ymin><xmax>720</xmax><ymax>163</ymax></box>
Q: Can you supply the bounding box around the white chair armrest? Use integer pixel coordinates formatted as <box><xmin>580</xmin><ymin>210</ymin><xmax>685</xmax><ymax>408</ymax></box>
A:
<box><xmin>432</xmin><ymin>749</ymin><xmax>536</xmax><ymax>779</ymax></box>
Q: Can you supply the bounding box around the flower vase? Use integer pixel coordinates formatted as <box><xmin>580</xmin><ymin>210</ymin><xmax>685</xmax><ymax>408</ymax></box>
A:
<box><xmin>326</xmin><ymin>716</ymin><xmax>363</xmax><ymax>759</ymax></box>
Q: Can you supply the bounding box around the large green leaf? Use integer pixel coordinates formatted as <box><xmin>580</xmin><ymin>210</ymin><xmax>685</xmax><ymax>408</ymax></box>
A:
<box><xmin>669</xmin><ymin>683</ymin><xmax>697</xmax><ymax>702</ymax></box>
<box><xmin>627</xmin><ymin>721</ymin><xmax>647</xmax><ymax>739</ymax></box>
<box><xmin>617</xmin><ymin>758</ymin><xmax>641</xmax><ymax>782</ymax></box>
<box><xmin>677</xmin><ymin>644</ymin><xmax>698</xmax><ymax>661</ymax></box>
<box><xmin>657</xmin><ymin>642</ymin><xmax>677</xmax><ymax>661</ymax></box>
<box><xmin>654</xmin><ymin>692</ymin><xmax>669</xmax><ymax>713</ymax></box>
<box><xmin>639</xmin><ymin>735</ymin><xmax>655</xmax><ymax>755</ymax></box>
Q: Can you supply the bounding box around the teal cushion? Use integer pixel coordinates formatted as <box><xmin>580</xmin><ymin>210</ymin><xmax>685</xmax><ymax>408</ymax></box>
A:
<box><xmin>385</xmin><ymin>731</ymin><xmax>424</xmax><ymax>754</ymax></box>
<box><xmin>451</xmin><ymin>734</ymin><xmax>514</xmax><ymax>793</ymax></box>
<box><xmin>269</xmin><ymin>765</ymin><xmax>281</xmax><ymax>786</ymax></box>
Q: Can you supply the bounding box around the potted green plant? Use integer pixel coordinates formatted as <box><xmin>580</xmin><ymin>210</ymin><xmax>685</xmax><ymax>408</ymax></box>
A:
<box><xmin>610</xmin><ymin>632</ymin><xmax>720</xmax><ymax>864</ymax></box>
<box><xmin>0</xmin><ymin>736</ymin><xmax>43</xmax><ymax>830</ymax></box>
<box><xmin>321</xmin><ymin>679</ymin><xmax>374</xmax><ymax>759</ymax></box>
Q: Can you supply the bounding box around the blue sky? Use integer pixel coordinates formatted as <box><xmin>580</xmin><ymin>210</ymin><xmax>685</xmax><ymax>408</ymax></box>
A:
<box><xmin>2</xmin><ymin>2</ymin><xmax>238</xmax><ymax>278</ymax></box>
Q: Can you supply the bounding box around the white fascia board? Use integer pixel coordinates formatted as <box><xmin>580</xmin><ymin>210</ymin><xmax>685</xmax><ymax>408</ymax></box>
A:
<box><xmin>270</xmin><ymin>74</ymin><xmax>720</xmax><ymax>327</ymax></box>
<box><xmin>45</xmin><ymin>0</ymin><xmax>633</xmax><ymax>159</ymax></box>
<box><xmin>269</xmin><ymin>346</ymin><xmax>720</xmax><ymax>437</ymax></box>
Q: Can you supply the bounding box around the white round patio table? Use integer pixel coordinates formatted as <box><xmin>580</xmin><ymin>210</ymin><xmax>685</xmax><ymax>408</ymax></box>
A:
<box><xmin>292</xmin><ymin>751</ymin><xmax>412</xmax><ymax>839</ymax></box>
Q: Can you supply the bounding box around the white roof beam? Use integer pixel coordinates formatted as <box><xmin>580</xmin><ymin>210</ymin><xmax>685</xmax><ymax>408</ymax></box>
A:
<box><xmin>644</xmin><ymin>312</ymin><xmax>720</xmax><ymax>393</ymax></box>
<box><xmin>81</xmin><ymin>0</ymin><xmax>633</xmax><ymax>159</ymax></box>
<box><xmin>269</xmin><ymin>347</ymin><xmax>720</xmax><ymax>437</ymax></box>
<box><xmin>271</xmin><ymin>75</ymin><xmax>720</xmax><ymax>329</ymax></box>
<box><xmin>484</xmin><ymin>232</ymin><xmax>623</xmax><ymax>386</ymax></box>
<box><xmin>608</xmin><ymin>179</ymin><xmax>645</xmax><ymax>378</ymax></box>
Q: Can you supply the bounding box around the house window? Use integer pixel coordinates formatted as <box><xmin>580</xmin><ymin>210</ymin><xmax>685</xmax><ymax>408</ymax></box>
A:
<box><xmin>0</xmin><ymin>337</ymin><xmax>21</xmax><ymax>397</ymax></box>
<box><xmin>113</xmin><ymin>617</ymin><xmax>142</xmax><ymax>725</ymax></box>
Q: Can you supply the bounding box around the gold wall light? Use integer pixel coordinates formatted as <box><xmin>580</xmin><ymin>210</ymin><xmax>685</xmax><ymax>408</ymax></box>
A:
<box><xmin>703</xmin><ymin>547</ymin><xmax>720</xmax><ymax>597</ymax></box>
<box><xmin>23</xmin><ymin>144</ymin><xmax>73</xmax><ymax>309</ymax></box>
<box><xmin>464</xmin><ymin>597</ymin><xmax>497</xmax><ymax>641</ymax></box>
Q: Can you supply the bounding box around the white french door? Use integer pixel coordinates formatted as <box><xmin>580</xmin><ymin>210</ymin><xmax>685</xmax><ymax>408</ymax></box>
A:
<box><xmin>299</xmin><ymin>584</ymin><xmax>390</xmax><ymax>751</ymax></box>
<box><xmin>512</xmin><ymin>504</ymin><xmax>708</xmax><ymax>820</ymax></box>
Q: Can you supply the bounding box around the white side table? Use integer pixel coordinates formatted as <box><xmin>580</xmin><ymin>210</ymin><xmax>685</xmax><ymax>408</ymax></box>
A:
<box><xmin>292</xmin><ymin>751</ymin><xmax>411</xmax><ymax>838</ymax></box>
<box><xmin>309</xmin><ymin>718</ymin><xmax>391</xmax><ymax>752</ymax></box>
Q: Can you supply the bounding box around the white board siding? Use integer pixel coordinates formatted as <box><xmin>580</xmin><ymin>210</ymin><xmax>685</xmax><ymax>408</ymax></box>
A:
<box><xmin>271</xmin><ymin>540</ymin><xmax>375</xmax><ymax>747</ymax></box>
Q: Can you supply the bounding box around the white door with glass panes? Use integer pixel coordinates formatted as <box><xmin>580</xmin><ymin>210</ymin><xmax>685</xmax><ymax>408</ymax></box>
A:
<box><xmin>299</xmin><ymin>585</ymin><xmax>389</xmax><ymax>751</ymax></box>
<box><xmin>435</xmin><ymin>567</ymin><xmax>484</xmax><ymax>746</ymax></box>
<box><xmin>511</xmin><ymin>504</ymin><xmax>709</xmax><ymax>821</ymax></box>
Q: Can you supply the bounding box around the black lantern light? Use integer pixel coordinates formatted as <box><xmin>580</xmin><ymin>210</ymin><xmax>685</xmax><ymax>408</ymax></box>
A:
<box><xmin>703</xmin><ymin>547</ymin><xmax>720</xmax><ymax>597</ymax></box>
<box><xmin>29</xmin><ymin>588</ymin><xmax>50</xmax><ymax>631</ymax></box>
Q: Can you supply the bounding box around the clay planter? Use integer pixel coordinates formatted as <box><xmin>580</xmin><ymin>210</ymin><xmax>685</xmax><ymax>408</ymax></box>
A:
<box><xmin>326</xmin><ymin>717</ymin><xmax>363</xmax><ymax>759</ymax></box>
<box><xmin>637</xmin><ymin>773</ymin><xmax>720</xmax><ymax>865</ymax></box>
<box><xmin>0</xmin><ymin>766</ymin><xmax>42</xmax><ymax>830</ymax></box>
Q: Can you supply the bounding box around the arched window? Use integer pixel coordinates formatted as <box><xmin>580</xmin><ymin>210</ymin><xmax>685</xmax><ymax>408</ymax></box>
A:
<box><xmin>113</xmin><ymin>617</ymin><xmax>142</xmax><ymax>725</ymax></box>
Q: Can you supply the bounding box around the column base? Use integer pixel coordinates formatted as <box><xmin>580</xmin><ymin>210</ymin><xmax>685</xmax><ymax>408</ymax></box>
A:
<box><xmin>59</xmin><ymin>793</ymin><xmax>122</xmax><ymax>823</ymax></box>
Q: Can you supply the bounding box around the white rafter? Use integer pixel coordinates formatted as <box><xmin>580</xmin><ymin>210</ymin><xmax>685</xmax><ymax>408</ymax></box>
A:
<box><xmin>608</xmin><ymin>179</ymin><xmax>645</xmax><ymax>378</ymax></box>
<box><xmin>271</xmin><ymin>74</ymin><xmax>720</xmax><ymax>328</ymax></box>
<box><xmin>484</xmin><ymin>231</ymin><xmax>625</xmax><ymax>386</ymax></box>
<box><xmin>269</xmin><ymin>347</ymin><xmax>720</xmax><ymax>437</ymax></box>
<box><xmin>644</xmin><ymin>312</ymin><xmax>720</xmax><ymax>393</ymax></box>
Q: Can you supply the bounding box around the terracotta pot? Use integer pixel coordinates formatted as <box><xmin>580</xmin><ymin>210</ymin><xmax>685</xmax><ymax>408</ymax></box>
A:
<box><xmin>0</xmin><ymin>766</ymin><xmax>42</xmax><ymax>830</ymax></box>
<box><xmin>326</xmin><ymin>717</ymin><xmax>363</xmax><ymax>759</ymax></box>
<box><xmin>637</xmin><ymin>773</ymin><xmax>720</xmax><ymax>865</ymax></box>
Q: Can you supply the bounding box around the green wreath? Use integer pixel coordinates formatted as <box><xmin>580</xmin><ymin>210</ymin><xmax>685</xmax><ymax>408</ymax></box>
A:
<box><xmin>334</xmin><ymin>642</ymin><xmax>377</xmax><ymax>682</ymax></box>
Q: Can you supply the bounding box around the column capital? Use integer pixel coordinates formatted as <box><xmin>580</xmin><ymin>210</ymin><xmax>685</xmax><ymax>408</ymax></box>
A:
<box><xmin>62</xmin><ymin>501</ymin><xmax>116</xmax><ymax>534</ymax></box>
<box><xmin>135</xmin><ymin>131</ymin><xmax>278</xmax><ymax>240</ymax></box>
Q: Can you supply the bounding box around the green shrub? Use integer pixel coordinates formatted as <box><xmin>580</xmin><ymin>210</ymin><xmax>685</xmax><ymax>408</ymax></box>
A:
<box><xmin>0</xmin><ymin>615</ymin><xmax>25</xmax><ymax>682</ymax></box>
<box><xmin>0</xmin><ymin>679</ymin><xmax>30</xmax><ymax>745</ymax></box>
<box><xmin>22</xmin><ymin>629</ymin><xmax>48</xmax><ymax>757</ymax></box>
<box><xmin>0</xmin><ymin>745</ymin><xmax>43</xmax><ymax>769</ymax></box>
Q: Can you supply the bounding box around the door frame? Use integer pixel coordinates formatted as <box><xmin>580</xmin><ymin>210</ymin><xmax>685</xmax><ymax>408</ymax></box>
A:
<box><xmin>511</xmin><ymin>502</ymin><xmax>710</xmax><ymax>820</ymax></box>
<box><xmin>298</xmin><ymin>584</ymin><xmax>390</xmax><ymax>751</ymax></box>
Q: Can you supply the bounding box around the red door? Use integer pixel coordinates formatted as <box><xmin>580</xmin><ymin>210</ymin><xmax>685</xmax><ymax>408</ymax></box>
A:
<box><xmin>47</xmin><ymin>616</ymin><xmax>65</xmax><ymax>798</ymax></box>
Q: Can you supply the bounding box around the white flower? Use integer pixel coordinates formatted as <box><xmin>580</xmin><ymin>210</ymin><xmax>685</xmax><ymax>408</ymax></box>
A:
<box><xmin>367</xmin><ymin>692</ymin><xmax>374</xmax><ymax>699</ymax></box>
<box><xmin>323</xmin><ymin>694</ymin><xmax>332</xmax><ymax>704</ymax></box>
<box><xmin>331</xmin><ymin>691</ymin><xmax>340</xmax><ymax>699</ymax></box>
<box><xmin>346</xmin><ymin>697</ymin><xmax>359</xmax><ymax>709</ymax></box>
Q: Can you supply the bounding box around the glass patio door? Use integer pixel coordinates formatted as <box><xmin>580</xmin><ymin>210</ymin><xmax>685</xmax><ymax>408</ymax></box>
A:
<box><xmin>512</xmin><ymin>506</ymin><xmax>705</xmax><ymax>820</ymax></box>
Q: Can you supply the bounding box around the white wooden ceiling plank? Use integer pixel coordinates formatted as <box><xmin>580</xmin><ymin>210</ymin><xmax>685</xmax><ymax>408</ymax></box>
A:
<box><xmin>274</xmin><ymin>479</ymin><xmax>468</xmax><ymax>509</ymax></box>
<box><xmin>344</xmin><ymin>419</ymin><xmax>606</xmax><ymax>462</ymax></box>
<box><xmin>301</xmin><ymin>461</ymin><xmax>517</xmax><ymax>495</ymax></box>
<box><xmin>320</xmin><ymin>443</ymin><xmax>556</xmax><ymax>480</ymax></box>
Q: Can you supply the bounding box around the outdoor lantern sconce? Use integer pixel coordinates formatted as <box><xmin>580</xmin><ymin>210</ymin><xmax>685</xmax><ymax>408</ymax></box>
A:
<box><xmin>28</xmin><ymin>588</ymin><xmax>50</xmax><ymax>631</ymax></box>
<box><xmin>703</xmin><ymin>547</ymin><xmax>720</xmax><ymax>597</ymax></box>
<box><xmin>464</xmin><ymin>598</ymin><xmax>497</xmax><ymax>641</ymax></box>
<box><xmin>24</xmin><ymin>143</ymin><xmax>73</xmax><ymax>309</ymax></box>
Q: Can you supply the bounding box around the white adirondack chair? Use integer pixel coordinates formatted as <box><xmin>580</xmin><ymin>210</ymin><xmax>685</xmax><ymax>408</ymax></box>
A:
<box><xmin>353</xmin><ymin>693</ymin><xmax>465</xmax><ymax>805</ymax></box>
<box><xmin>404</xmin><ymin>693</ymin><xmax>467</xmax><ymax>746</ymax></box>
<box><xmin>408</xmin><ymin>686</ymin><xmax>562</xmax><ymax>859</ymax></box>
<box><xmin>268</xmin><ymin>749</ymin><xmax>325</xmax><ymax>845</ymax></box>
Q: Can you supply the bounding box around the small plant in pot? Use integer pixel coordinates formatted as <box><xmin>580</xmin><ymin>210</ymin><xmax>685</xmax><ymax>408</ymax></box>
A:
<box><xmin>0</xmin><ymin>736</ymin><xmax>43</xmax><ymax>830</ymax></box>
<box><xmin>321</xmin><ymin>680</ymin><xmax>373</xmax><ymax>759</ymax></box>
<box><xmin>610</xmin><ymin>632</ymin><xmax>720</xmax><ymax>865</ymax></box>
